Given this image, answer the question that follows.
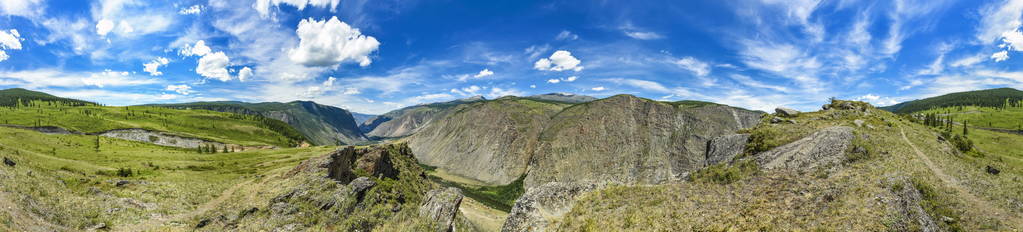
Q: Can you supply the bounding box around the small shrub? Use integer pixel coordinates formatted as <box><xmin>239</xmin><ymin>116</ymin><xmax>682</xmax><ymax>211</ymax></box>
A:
<box><xmin>116</xmin><ymin>167</ymin><xmax>133</xmax><ymax>177</ymax></box>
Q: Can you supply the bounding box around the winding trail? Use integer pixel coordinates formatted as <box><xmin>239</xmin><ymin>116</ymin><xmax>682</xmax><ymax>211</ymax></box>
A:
<box><xmin>899</xmin><ymin>127</ymin><xmax>1023</xmax><ymax>227</ymax></box>
<box><xmin>120</xmin><ymin>179</ymin><xmax>252</xmax><ymax>231</ymax></box>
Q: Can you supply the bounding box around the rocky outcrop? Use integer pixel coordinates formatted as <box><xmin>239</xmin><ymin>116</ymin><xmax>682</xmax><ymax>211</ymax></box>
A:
<box><xmin>775</xmin><ymin>107</ymin><xmax>800</xmax><ymax>117</ymax></box>
<box><xmin>410</xmin><ymin>97</ymin><xmax>570</xmax><ymax>185</ymax></box>
<box><xmin>705</xmin><ymin>134</ymin><xmax>750</xmax><ymax>166</ymax></box>
<box><xmin>525</xmin><ymin>95</ymin><xmax>762</xmax><ymax>189</ymax></box>
<box><xmin>881</xmin><ymin>176</ymin><xmax>940</xmax><ymax>231</ymax></box>
<box><xmin>325</xmin><ymin>147</ymin><xmax>359</xmax><ymax>184</ymax></box>
<box><xmin>99</xmin><ymin>128</ymin><xmax>228</xmax><ymax>149</ymax></box>
<box><xmin>355</xmin><ymin>148</ymin><xmax>398</xmax><ymax>179</ymax></box>
<box><xmin>420</xmin><ymin>187</ymin><xmax>465</xmax><ymax>232</ymax></box>
<box><xmin>753</xmin><ymin>126</ymin><xmax>854</xmax><ymax>170</ymax></box>
<box><xmin>501</xmin><ymin>182</ymin><xmax>598</xmax><ymax>232</ymax></box>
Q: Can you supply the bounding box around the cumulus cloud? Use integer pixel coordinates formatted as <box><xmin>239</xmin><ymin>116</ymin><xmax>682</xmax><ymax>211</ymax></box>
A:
<box><xmin>96</xmin><ymin>19</ymin><xmax>115</xmax><ymax>36</ymax></box>
<box><xmin>675</xmin><ymin>57</ymin><xmax>710</xmax><ymax>76</ymax></box>
<box><xmin>450</xmin><ymin>85</ymin><xmax>483</xmax><ymax>96</ymax></box>
<box><xmin>565</xmin><ymin>76</ymin><xmax>578</xmax><ymax>82</ymax></box>
<box><xmin>179</xmin><ymin>40</ymin><xmax>212</xmax><ymax>57</ymax></box>
<box><xmin>143</xmin><ymin>57</ymin><xmax>170</xmax><ymax>76</ymax></box>
<box><xmin>197</xmin><ymin>52</ymin><xmax>232</xmax><ymax>81</ymax></box>
<box><xmin>305</xmin><ymin>76</ymin><xmax>337</xmax><ymax>97</ymax></box>
<box><xmin>591</xmin><ymin>86</ymin><xmax>606</xmax><ymax>91</ymax></box>
<box><xmin>487</xmin><ymin>87</ymin><xmax>524</xmax><ymax>98</ymax></box>
<box><xmin>474</xmin><ymin>68</ymin><xmax>494</xmax><ymax>78</ymax></box>
<box><xmin>0</xmin><ymin>29</ymin><xmax>22</xmax><ymax>62</ymax></box>
<box><xmin>1001</xmin><ymin>28</ymin><xmax>1023</xmax><ymax>51</ymax></box>
<box><xmin>179</xmin><ymin>5</ymin><xmax>202</xmax><ymax>15</ymax></box>
<box><xmin>555</xmin><ymin>30</ymin><xmax>579</xmax><ymax>40</ymax></box>
<box><xmin>547</xmin><ymin>79</ymin><xmax>560</xmax><ymax>84</ymax></box>
<box><xmin>238</xmin><ymin>67</ymin><xmax>253</xmax><ymax>82</ymax></box>
<box><xmin>534</xmin><ymin>50</ymin><xmax>583</xmax><ymax>72</ymax></box>
<box><xmin>165</xmin><ymin>84</ymin><xmax>192</xmax><ymax>95</ymax></box>
<box><xmin>0</xmin><ymin>0</ymin><xmax>45</xmax><ymax>17</ymax></box>
<box><xmin>992</xmin><ymin>50</ymin><xmax>1009</xmax><ymax>62</ymax></box>
<box><xmin>289</xmin><ymin>16</ymin><xmax>380</xmax><ymax>68</ymax></box>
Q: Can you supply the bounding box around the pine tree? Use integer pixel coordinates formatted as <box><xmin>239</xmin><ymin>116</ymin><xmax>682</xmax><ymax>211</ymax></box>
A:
<box><xmin>94</xmin><ymin>136</ymin><xmax>101</xmax><ymax>152</ymax></box>
<box><xmin>963</xmin><ymin>120</ymin><xmax>968</xmax><ymax>137</ymax></box>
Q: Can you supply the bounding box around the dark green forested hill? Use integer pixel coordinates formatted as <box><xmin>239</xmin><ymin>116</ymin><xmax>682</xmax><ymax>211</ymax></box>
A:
<box><xmin>881</xmin><ymin>88</ymin><xmax>1023</xmax><ymax>114</ymax></box>
<box><xmin>0</xmin><ymin>88</ymin><xmax>96</xmax><ymax>107</ymax></box>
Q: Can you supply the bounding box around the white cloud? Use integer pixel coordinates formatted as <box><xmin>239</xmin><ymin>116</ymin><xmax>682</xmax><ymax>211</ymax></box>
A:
<box><xmin>179</xmin><ymin>5</ymin><xmax>202</xmax><ymax>15</ymax></box>
<box><xmin>624</xmin><ymin>31</ymin><xmax>664</xmax><ymax>40</ymax></box>
<box><xmin>534</xmin><ymin>50</ymin><xmax>583</xmax><ymax>72</ymax></box>
<box><xmin>555</xmin><ymin>30</ymin><xmax>579</xmax><ymax>40</ymax></box>
<box><xmin>255</xmin><ymin>0</ymin><xmax>341</xmax><ymax>18</ymax></box>
<box><xmin>729</xmin><ymin>74</ymin><xmax>789</xmax><ymax>92</ymax></box>
<box><xmin>1001</xmin><ymin>28</ymin><xmax>1023</xmax><ymax>51</ymax></box>
<box><xmin>197</xmin><ymin>51</ymin><xmax>232</xmax><ymax>81</ymax></box>
<box><xmin>853</xmin><ymin>94</ymin><xmax>898</xmax><ymax>106</ymax></box>
<box><xmin>738</xmin><ymin>40</ymin><xmax>822</xmax><ymax>91</ymax></box>
<box><xmin>547</xmin><ymin>79</ymin><xmax>561</xmax><ymax>84</ymax></box>
<box><xmin>179</xmin><ymin>40</ymin><xmax>212</xmax><ymax>57</ymax></box>
<box><xmin>143</xmin><ymin>57</ymin><xmax>170</xmax><ymax>76</ymax></box>
<box><xmin>992</xmin><ymin>50</ymin><xmax>1010</xmax><ymax>62</ymax></box>
<box><xmin>530</xmin><ymin>84</ymin><xmax>536</xmax><ymax>88</ymax></box>
<box><xmin>675</xmin><ymin>57</ymin><xmax>711</xmax><ymax>76</ymax></box>
<box><xmin>899</xmin><ymin>79</ymin><xmax>925</xmax><ymax>90</ymax></box>
<box><xmin>96</xmin><ymin>19</ymin><xmax>115</xmax><ymax>36</ymax></box>
<box><xmin>977</xmin><ymin>0</ymin><xmax>1023</xmax><ymax>44</ymax></box>
<box><xmin>474</xmin><ymin>68</ymin><xmax>494</xmax><ymax>78</ymax></box>
<box><xmin>0</xmin><ymin>29</ymin><xmax>22</xmax><ymax>62</ymax></box>
<box><xmin>591</xmin><ymin>86</ymin><xmax>606</xmax><ymax>91</ymax></box>
<box><xmin>606</xmin><ymin>78</ymin><xmax>670</xmax><ymax>93</ymax></box>
<box><xmin>305</xmin><ymin>76</ymin><xmax>337</xmax><ymax>97</ymax></box>
<box><xmin>289</xmin><ymin>16</ymin><xmax>380</xmax><ymax>68</ymax></box>
<box><xmin>564</xmin><ymin>76</ymin><xmax>578</xmax><ymax>82</ymax></box>
<box><xmin>524</xmin><ymin>44</ymin><xmax>551</xmax><ymax>60</ymax></box>
<box><xmin>238</xmin><ymin>67</ymin><xmax>253</xmax><ymax>82</ymax></box>
<box><xmin>487</xmin><ymin>87</ymin><xmax>524</xmax><ymax>98</ymax></box>
<box><xmin>0</xmin><ymin>69</ymin><xmax>158</xmax><ymax>88</ymax></box>
<box><xmin>165</xmin><ymin>84</ymin><xmax>192</xmax><ymax>95</ymax></box>
<box><xmin>450</xmin><ymin>85</ymin><xmax>483</xmax><ymax>96</ymax></box>
<box><xmin>950</xmin><ymin>53</ymin><xmax>986</xmax><ymax>67</ymax></box>
<box><xmin>0</xmin><ymin>0</ymin><xmax>44</xmax><ymax>17</ymax></box>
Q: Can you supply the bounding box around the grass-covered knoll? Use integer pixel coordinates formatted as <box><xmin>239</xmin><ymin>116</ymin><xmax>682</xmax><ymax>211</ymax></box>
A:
<box><xmin>0</xmin><ymin>88</ymin><xmax>96</xmax><ymax>107</ymax></box>
<box><xmin>881</xmin><ymin>87</ymin><xmax>1023</xmax><ymax>114</ymax></box>
<box><xmin>554</xmin><ymin>100</ymin><xmax>1022</xmax><ymax>231</ymax></box>
<box><xmin>0</xmin><ymin>99</ymin><xmax>305</xmax><ymax>147</ymax></box>
<box><xmin>0</xmin><ymin>126</ymin><xmax>334</xmax><ymax>230</ymax></box>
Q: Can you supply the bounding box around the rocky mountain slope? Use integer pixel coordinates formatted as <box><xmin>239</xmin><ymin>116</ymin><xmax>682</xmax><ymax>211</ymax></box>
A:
<box><xmin>409</xmin><ymin>97</ymin><xmax>572</xmax><ymax>185</ymax></box>
<box><xmin>149</xmin><ymin>101</ymin><xmax>367</xmax><ymax>145</ymax></box>
<box><xmin>524</xmin><ymin>95</ymin><xmax>762</xmax><ymax>189</ymax></box>
<box><xmin>360</xmin><ymin>96</ymin><xmax>486</xmax><ymax>139</ymax></box>
<box><xmin>523</xmin><ymin>93</ymin><xmax>597</xmax><ymax>104</ymax></box>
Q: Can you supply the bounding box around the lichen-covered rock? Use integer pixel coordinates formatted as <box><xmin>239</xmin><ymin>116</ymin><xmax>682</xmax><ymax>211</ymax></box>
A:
<box><xmin>501</xmin><ymin>182</ymin><xmax>598</xmax><ymax>232</ymax></box>
<box><xmin>775</xmin><ymin>107</ymin><xmax>800</xmax><ymax>117</ymax></box>
<box><xmin>754</xmin><ymin>126</ymin><xmax>854</xmax><ymax>170</ymax></box>
<box><xmin>881</xmin><ymin>176</ymin><xmax>940</xmax><ymax>231</ymax></box>
<box><xmin>348</xmin><ymin>177</ymin><xmax>376</xmax><ymax>201</ymax></box>
<box><xmin>705</xmin><ymin>134</ymin><xmax>750</xmax><ymax>166</ymax></box>
<box><xmin>355</xmin><ymin>149</ymin><xmax>398</xmax><ymax>179</ymax></box>
<box><xmin>525</xmin><ymin>95</ymin><xmax>761</xmax><ymax>189</ymax></box>
<box><xmin>325</xmin><ymin>146</ymin><xmax>358</xmax><ymax>184</ymax></box>
<box><xmin>419</xmin><ymin>187</ymin><xmax>464</xmax><ymax>232</ymax></box>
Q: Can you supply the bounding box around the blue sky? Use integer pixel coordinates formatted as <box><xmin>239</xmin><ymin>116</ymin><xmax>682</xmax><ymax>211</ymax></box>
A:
<box><xmin>2</xmin><ymin>0</ymin><xmax>1023</xmax><ymax>114</ymax></box>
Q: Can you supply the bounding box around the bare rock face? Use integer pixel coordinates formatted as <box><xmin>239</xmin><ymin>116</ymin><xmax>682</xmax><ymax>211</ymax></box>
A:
<box><xmin>355</xmin><ymin>149</ymin><xmax>398</xmax><ymax>179</ymax></box>
<box><xmin>410</xmin><ymin>97</ymin><xmax>569</xmax><ymax>185</ymax></box>
<box><xmin>705</xmin><ymin>134</ymin><xmax>750</xmax><ymax>166</ymax></box>
<box><xmin>325</xmin><ymin>146</ymin><xmax>358</xmax><ymax>184</ymax></box>
<box><xmin>419</xmin><ymin>187</ymin><xmax>465</xmax><ymax>232</ymax></box>
<box><xmin>525</xmin><ymin>95</ymin><xmax>761</xmax><ymax>189</ymax></box>
<box><xmin>754</xmin><ymin>126</ymin><xmax>854</xmax><ymax>170</ymax></box>
<box><xmin>501</xmin><ymin>182</ymin><xmax>598</xmax><ymax>232</ymax></box>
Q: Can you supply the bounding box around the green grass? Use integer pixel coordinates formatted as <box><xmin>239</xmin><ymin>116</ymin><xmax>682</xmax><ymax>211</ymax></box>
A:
<box><xmin>0</xmin><ymin>100</ymin><xmax>304</xmax><ymax>146</ymax></box>
<box><xmin>917</xmin><ymin>105</ymin><xmax>1023</xmax><ymax>131</ymax></box>
<box><xmin>426</xmin><ymin>173</ymin><xmax>525</xmax><ymax>212</ymax></box>
<box><xmin>881</xmin><ymin>87</ymin><xmax>1023</xmax><ymax>114</ymax></box>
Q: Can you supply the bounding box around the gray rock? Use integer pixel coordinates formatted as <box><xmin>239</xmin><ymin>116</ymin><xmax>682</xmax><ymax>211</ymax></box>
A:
<box><xmin>753</xmin><ymin>126</ymin><xmax>854</xmax><ymax>170</ymax></box>
<box><xmin>348</xmin><ymin>177</ymin><xmax>376</xmax><ymax>201</ymax></box>
<box><xmin>3</xmin><ymin>157</ymin><xmax>14</xmax><ymax>167</ymax></box>
<box><xmin>501</xmin><ymin>182</ymin><xmax>598</xmax><ymax>232</ymax></box>
<box><xmin>355</xmin><ymin>149</ymin><xmax>398</xmax><ymax>179</ymax></box>
<box><xmin>986</xmin><ymin>166</ymin><xmax>1001</xmax><ymax>175</ymax></box>
<box><xmin>770</xmin><ymin>117</ymin><xmax>784</xmax><ymax>124</ymax></box>
<box><xmin>419</xmin><ymin>187</ymin><xmax>464</xmax><ymax>232</ymax></box>
<box><xmin>115</xmin><ymin>180</ymin><xmax>131</xmax><ymax>187</ymax></box>
<box><xmin>705</xmin><ymin>134</ymin><xmax>750</xmax><ymax>166</ymax></box>
<box><xmin>775</xmin><ymin>107</ymin><xmax>800</xmax><ymax>117</ymax></box>
<box><xmin>325</xmin><ymin>146</ymin><xmax>358</xmax><ymax>184</ymax></box>
<box><xmin>882</xmin><ymin>176</ymin><xmax>940</xmax><ymax>232</ymax></box>
<box><xmin>854</xmin><ymin>119</ymin><xmax>865</xmax><ymax>127</ymax></box>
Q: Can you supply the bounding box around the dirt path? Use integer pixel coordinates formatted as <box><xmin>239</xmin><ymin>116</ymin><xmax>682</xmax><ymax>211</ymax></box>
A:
<box><xmin>899</xmin><ymin>127</ymin><xmax>1023</xmax><ymax>227</ymax></box>
<box><xmin>120</xmin><ymin>179</ymin><xmax>252</xmax><ymax>231</ymax></box>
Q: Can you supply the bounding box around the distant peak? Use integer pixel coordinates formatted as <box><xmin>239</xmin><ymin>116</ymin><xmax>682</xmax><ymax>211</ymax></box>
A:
<box><xmin>456</xmin><ymin>95</ymin><xmax>486</xmax><ymax>102</ymax></box>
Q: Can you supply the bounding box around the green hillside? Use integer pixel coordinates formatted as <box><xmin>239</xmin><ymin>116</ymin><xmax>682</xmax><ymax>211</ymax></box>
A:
<box><xmin>0</xmin><ymin>89</ymin><xmax>306</xmax><ymax>147</ymax></box>
<box><xmin>148</xmin><ymin>101</ymin><xmax>367</xmax><ymax>146</ymax></box>
<box><xmin>881</xmin><ymin>88</ymin><xmax>1023</xmax><ymax>114</ymax></box>
<box><xmin>0</xmin><ymin>88</ymin><xmax>96</xmax><ymax>107</ymax></box>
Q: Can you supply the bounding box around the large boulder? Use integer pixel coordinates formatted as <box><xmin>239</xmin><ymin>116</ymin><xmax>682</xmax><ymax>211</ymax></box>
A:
<box><xmin>501</xmin><ymin>182</ymin><xmax>598</xmax><ymax>232</ymax></box>
<box><xmin>705</xmin><ymin>134</ymin><xmax>750</xmax><ymax>166</ymax></box>
<box><xmin>419</xmin><ymin>187</ymin><xmax>464</xmax><ymax>232</ymax></box>
<box><xmin>325</xmin><ymin>146</ymin><xmax>358</xmax><ymax>184</ymax></box>
<box><xmin>753</xmin><ymin>126</ymin><xmax>854</xmax><ymax>170</ymax></box>
<box><xmin>775</xmin><ymin>107</ymin><xmax>800</xmax><ymax>117</ymax></box>
<box><xmin>355</xmin><ymin>148</ymin><xmax>398</xmax><ymax>179</ymax></box>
